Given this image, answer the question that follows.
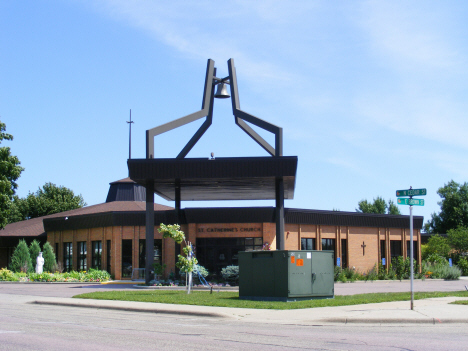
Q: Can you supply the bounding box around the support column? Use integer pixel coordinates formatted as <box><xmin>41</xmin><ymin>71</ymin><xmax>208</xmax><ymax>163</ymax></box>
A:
<box><xmin>175</xmin><ymin>180</ymin><xmax>181</xmax><ymax>277</ymax></box>
<box><xmin>145</xmin><ymin>181</ymin><xmax>155</xmax><ymax>285</ymax></box>
<box><xmin>275</xmin><ymin>177</ymin><xmax>285</xmax><ymax>250</ymax></box>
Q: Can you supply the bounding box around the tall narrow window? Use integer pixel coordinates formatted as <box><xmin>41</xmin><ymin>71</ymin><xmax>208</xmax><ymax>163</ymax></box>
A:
<box><xmin>139</xmin><ymin>239</ymin><xmax>163</xmax><ymax>269</ymax></box>
<box><xmin>390</xmin><ymin>240</ymin><xmax>402</xmax><ymax>260</ymax></box>
<box><xmin>91</xmin><ymin>241</ymin><xmax>102</xmax><ymax>269</ymax></box>
<box><xmin>63</xmin><ymin>242</ymin><xmax>73</xmax><ymax>272</ymax></box>
<box><xmin>122</xmin><ymin>239</ymin><xmax>132</xmax><ymax>278</ymax></box>
<box><xmin>407</xmin><ymin>240</ymin><xmax>417</xmax><ymax>260</ymax></box>
<box><xmin>106</xmin><ymin>240</ymin><xmax>111</xmax><ymax>274</ymax></box>
<box><xmin>322</xmin><ymin>239</ymin><xmax>336</xmax><ymax>264</ymax></box>
<box><xmin>380</xmin><ymin>240</ymin><xmax>386</xmax><ymax>262</ymax></box>
<box><xmin>77</xmin><ymin>242</ymin><xmax>87</xmax><ymax>271</ymax></box>
<box><xmin>341</xmin><ymin>239</ymin><xmax>347</xmax><ymax>268</ymax></box>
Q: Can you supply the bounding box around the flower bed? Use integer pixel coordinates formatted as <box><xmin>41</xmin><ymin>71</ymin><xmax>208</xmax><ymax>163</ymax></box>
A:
<box><xmin>0</xmin><ymin>268</ymin><xmax>111</xmax><ymax>282</ymax></box>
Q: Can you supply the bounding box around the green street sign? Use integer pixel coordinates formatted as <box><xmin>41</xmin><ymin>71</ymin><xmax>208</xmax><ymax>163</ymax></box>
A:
<box><xmin>397</xmin><ymin>198</ymin><xmax>425</xmax><ymax>206</ymax></box>
<box><xmin>396</xmin><ymin>188</ymin><xmax>426</xmax><ymax>197</ymax></box>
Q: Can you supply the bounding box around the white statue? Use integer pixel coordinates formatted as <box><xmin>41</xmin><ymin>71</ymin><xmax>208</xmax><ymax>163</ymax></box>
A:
<box><xmin>36</xmin><ymin>252</ymin><xmax>44</xmax><ymax>274</ymax></box>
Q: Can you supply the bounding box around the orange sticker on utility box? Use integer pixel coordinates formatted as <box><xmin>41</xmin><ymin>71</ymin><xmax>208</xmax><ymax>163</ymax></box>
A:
<box><xmin>291</xmin><ymin>256</ymin><xmax>295</xmax><ymax>264</ymax></box>
<box><xmin>296</xmin><ymin>259</ymin><xmax>304</xmax><ymax>266</ymax></box>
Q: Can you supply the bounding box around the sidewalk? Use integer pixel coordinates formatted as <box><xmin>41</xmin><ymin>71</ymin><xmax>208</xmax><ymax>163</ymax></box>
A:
<box><xmin>30</xmin><ymin>294</ymin><xmax>468</xmax><ymax>326</ymax></box>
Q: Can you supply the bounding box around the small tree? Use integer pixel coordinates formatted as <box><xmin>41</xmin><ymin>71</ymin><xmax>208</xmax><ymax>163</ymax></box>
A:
<box><xmin>29</xmin><ymin>240</ymin><xmax>41</xmax><ymax>271</ymax></box>
<box><xmin>9</xmin><ymin>239</ymin><xmax>32</xmax><ymax>273</ymax></box>
<box><xmin>158</xmin><ymin>223</ymin><xmax>197</xmax><ymax>293</ymax></box>
<box><xmin>42</xmin><ymin>242</ymin><xmax>56</xmax><ymax>272</ymax></box>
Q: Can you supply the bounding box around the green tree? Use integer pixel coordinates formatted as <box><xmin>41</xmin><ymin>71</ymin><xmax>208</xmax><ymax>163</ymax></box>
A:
<box><xmin>8</xmin><ymin>182</ymin><xmax>86</xmax><ymax>222</ymax></box>
<box><xmin>356</xmin><ymin>197</ymin><xmax>401</xmax><ymax>215</ymax></box>
<box><xmin>447</xmin><ymin>226</ymin><xmax>468</xmax><ymax>256</ymax></box>
<box><xmin>422</xmin><ymin>234</ymin><xmax>451</xmax><ymax>260</ymax></box>
<box><xmin>0</xmin><ymin>121</ymin><xmax>24</xmax><ymax>229</ymax></box>
<box><xmin>425</xmin><ymin>180</ymin><xmax>468</xmax><ymax>234</ymax></box>
<box><xmin>9</xmin><ymin>239</ymin><xmax>32</xmax><ymax>273</ymax></box>
<box><xmin>29</xmin><ymin>240</ymin><xmax>41</xmax><ymax>271</ymax></box>
<box><xmin>42</xmin><ymin>242</ymin><xmax>56</xmax><ymax>272</ymax></box>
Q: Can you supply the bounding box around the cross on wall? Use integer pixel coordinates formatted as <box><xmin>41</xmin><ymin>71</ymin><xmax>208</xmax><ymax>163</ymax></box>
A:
<box><xmin>361</xmin><ymin>241</ymin><xmax>366</xmax><ymax>255</ymax></box>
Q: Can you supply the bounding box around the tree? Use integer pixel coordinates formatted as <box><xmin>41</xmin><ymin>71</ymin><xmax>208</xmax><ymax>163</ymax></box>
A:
<box><xmin>425</xmin><ymin>180</ymin><xmax>468</xmax><ymax>234</ymax></box>
<box><xmin>422</xmin><ymin>234</ymin><xmax>451</xmax><ymax>260</ymax></box>
<box><xmin>158</xmin><ymin>223</ymin><xmax>197</xmax><ymax>294</ymax></box>
<box><xmin>9</xmin><ymin>239</ymin><xmax>32</xmax><ymax>273</ymax></box>
<box><xmin>8</xmin><ymin>182</ymin><xmax>86</xmax><ymax>222</ymax></box>
<box><xmin>447</xmin><ymin>226</ymin><xmax>468</xmax><ymax>256</ymax></box>
<box><xmin>42</xmin><ymin>242</ymin><xmax>56</xmax><ymax>272</ymax></box>
<box><xmin>29</xmin><ymin>240</ymin><xmax>41</xmax><ymax>271</ymax></box>
<box><xmin>356</xmin><ymin>197</ymin><xmax>401</xmax><ymax>215</ymax></box>
<box><xmin>0</xmin><ymin>121</ymin><xmax>24</xmax><ymax>229</ymax></box>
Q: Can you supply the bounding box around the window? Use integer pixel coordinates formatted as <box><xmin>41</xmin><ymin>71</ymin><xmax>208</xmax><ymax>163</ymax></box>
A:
<box><xmin>390</xmin><ymin>240</ymin><xmax>402</xmax><ymax>259</ymax></box>
<box><xmin>322</xmin><ymin>239</ymin><xmax>335</xmax><ymax>251</ymax></box>
<box><xmin>63</xmin><ymin>242</ymin><xmax>73</xmax><ymax>272</ymax></box>
<box><xmin>122</xmin><ymin>239</ymin><xmax>132</xmax><ymax>278</ymax></box>
<box><xmin>77</xmin><ymin>242</ymin><xmax>87</xmax><ymax>271</ymax></box>
<box><xmin>196</xmin><ymin>237</ymin><xmax>263</xmax><ymax>276</ymax></box>
<box><xmin>322</xmin><ymin>239</ymin><xmax>336</xmax><ymax>265</ymax></box>
<box><xmin>380</xmin><ymin>240</ymin><xmax>386</xmax><ymax>261</ymax></box>
<box><xmin>341</xmin><ymin>239</ymin><xmax>347</xmax><ymax>268</ymax></box>
<box><xmin>407</xmin><ymin>240</ymin><xmax>417</xmax><ymax>260</ymax></box>
<box><xmin>55</xmin><ymin>243</ymin><xmax>59</xmax><ymax>260</ymax></box>
<box><xmin>91</xmin><ymin>241</ymin><xmax>102</xmax><ymax>269</ymax></box>
<box><xmin>139</xmin><ymin>239</ymin><xmax>163</xmax><ymax>269</ymax></box>
<box><xmin>106</xmin><ymin>240</ymin><xmax>111</xmax><ymax>274</ymax></box>
<box><xmin>301</xmin><ymin>238</ymin><xmax>315</xmax><ymax>250</ymax></box>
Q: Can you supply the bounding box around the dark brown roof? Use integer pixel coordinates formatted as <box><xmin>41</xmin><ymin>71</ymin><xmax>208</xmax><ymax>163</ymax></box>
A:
<box><xmin>109</xmin><ymin>177</ymin><xmax>135</xmax><ymax>184</ymax></box>
<box><xmin>0</xmin><ymin>201</ymin><xmax>174</xmax><ymax>238</ymax></box>
<box><xmin>128</xmin><ymin>156</ymin><xmax>298</xmax><ymax>201</ymax></box>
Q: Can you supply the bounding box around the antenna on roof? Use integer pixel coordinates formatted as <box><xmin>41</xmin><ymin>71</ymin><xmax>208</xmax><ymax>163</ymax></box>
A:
<box><xmin>127</xmin><ymin>109</ymin><xmax>134</xmax><ymax>160</ymax></box>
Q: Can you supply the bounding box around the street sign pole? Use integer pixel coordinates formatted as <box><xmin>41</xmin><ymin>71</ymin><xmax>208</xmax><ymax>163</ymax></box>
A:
<box><xmin>410</xmin><ymin>203</ymin><xmax>414</xmax><ymax>310</ymax></box>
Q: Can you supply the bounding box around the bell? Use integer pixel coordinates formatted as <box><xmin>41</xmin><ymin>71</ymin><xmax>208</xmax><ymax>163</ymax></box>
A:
<box><xmin>214</xmin><ymin>82</ymin><xmax>230</xmax><ymax>99</ymax></box>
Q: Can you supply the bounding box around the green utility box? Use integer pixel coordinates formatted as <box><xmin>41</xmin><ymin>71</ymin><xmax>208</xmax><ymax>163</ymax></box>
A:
<box><xmin>239</xmin><ymin>250</ymin><xmax>334</xmax><ymax>301</ymax></box>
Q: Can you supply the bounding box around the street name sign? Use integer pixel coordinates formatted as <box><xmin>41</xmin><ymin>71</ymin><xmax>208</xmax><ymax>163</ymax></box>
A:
<box><xmin>396</xmin><ymin>188</ymin><xmax>426</xmax><ymax>197</ymax></box>
<box><xmin>397</xmin><ymin>198</ymin><xmax>425</xmax><ymax>206</ymax></box>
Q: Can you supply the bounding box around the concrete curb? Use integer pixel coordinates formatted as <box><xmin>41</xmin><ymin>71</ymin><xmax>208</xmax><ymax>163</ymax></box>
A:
<box><xmin>321</xmin><ymin>317</ymin><xmax>468</xmax><ymax>324</ymax></box>
<box><xmin>30</xmin><ymin>300</ymin><xmax>229</xmax><ymax>319</ymax></box>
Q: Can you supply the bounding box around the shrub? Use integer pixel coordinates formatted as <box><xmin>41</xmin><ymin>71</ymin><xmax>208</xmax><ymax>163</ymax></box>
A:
<box><xmin>334</xmin><ymin>266</ymin><xmax>342</xmax><ymax>281</ymax></box>
<box><xmin>0</xmin><ymin>268</ymin><xmax>18</xmax><ymax>281</ymax></box>
<box><xmin>153</xmin><ymin>263</ymin><xmax>166</xmax><ymax>278</ymax></box>
<box><xmin>221</xmin><ymin>265</ymin><xmax>239</xmax><ymax>285</ymax></box>
<box><xmin>86</xmin><ymin>268</ymin><xmax>111</xmax><ymax>282</ymax></box>
<box><xmin>425</xmin><ymin>253</ymin><xmax>449</xmax><ymax>265</ymax></box>
<box><xmin>194</xmin><ymin>264</ymin><xmax>209</xmax><ymax>278</ymax></box>
<box><xmin>440</xmin><ymin>265</ymin><xmax>462</xmax><ymax>280</ymax></box>
<box><xmin>9</xmin><ymin>240</ymin><xmax>32</xmax><ymax>273</ymax></box>
<box><xmin>365</xmin><ymin>266</ymin><xmax>378</xmax><ymax>281</ymax></box>
<box><xmin>42</xmin><ymin>242</ymin><xmax>56</xmax><ymax>272</ymax></box>
<box><xmin>29</xmin><ymin>240</ymin><xmax>41</xmax><ymax>271</ymax></box>
<box><xmin>457</xmin><ymin>257</ymin><xmax>468</xmax><ymax>276</ymax></box>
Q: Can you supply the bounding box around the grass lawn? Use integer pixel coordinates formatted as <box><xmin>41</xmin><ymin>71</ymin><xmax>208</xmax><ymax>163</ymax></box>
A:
<box><xmin>451</xmin><ymin>299</ymin><xmax>468</xmax><ymax>305</ymax></box>
<box><xmin>73</xmin><ymin>290</ymin><xmax>468</xmax><ymax>310</ymax></box>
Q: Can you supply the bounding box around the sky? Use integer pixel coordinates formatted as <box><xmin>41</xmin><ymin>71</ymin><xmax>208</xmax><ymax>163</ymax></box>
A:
<box><xmin>1</xmin><ymin>1</ymin><xmax>468</xmax><ymax>228</ymax></box>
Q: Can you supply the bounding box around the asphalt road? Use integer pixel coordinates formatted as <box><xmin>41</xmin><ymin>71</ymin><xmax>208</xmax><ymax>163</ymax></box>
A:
<box><xmin>1</xmin><ymin>280</ymin><xmax>468</xmax><ymax>350</ymax></box>
<box><xmin>1</xmin><ymin>291</ymin><xmax>467</xmax><ymax>351</ymax></box>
